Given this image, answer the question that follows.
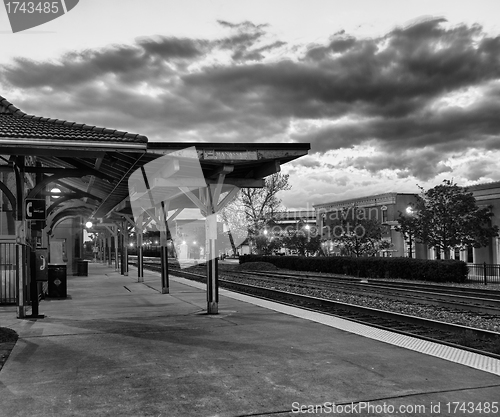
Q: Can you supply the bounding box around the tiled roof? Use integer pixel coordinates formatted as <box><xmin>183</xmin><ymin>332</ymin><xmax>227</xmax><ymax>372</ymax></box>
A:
<box><xmin>0</xmin><ymin>95</ymin><xmax>148</xmax><ymax>143</ymax></box>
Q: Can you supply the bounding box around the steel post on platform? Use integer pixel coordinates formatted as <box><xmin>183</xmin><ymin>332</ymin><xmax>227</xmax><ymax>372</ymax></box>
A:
<box><xmin>137</xmin><ymin>214</ymin><xmax>144</xmax><ymax>281</ymax></box>
<box><xmin>114</xmin><ymin>231</ymin><xmax>119</xmax><ymax>271</ymax></box>
<box><xmin>16</xmin><ymin>241</ymin><xmax>26</xmax><ymax>318</ymax></box>
<box><xmin>137</xmin><ymin>229</ymin><xmax>144</xmax><ymax>282</ymax></box>
<box><xmin>13</xmin><ymin>160</ymin><xmax>28</xmax><ymax>318</ymax></box>
<box><xmin>120</xmin><ymin>224</ymin><xmax>125</xmax><ymax>275</ymax></box>
<box><xmin>160</xmin><ymin>230</ymin><xmax>169</xmax><ymax>293</ymax></box>
<box><xmin>101</xmin><ymin>235</ymin><xmax>108</xmax><ymax>264</ymax></box>
<box><xmin>108</xmin><ymin>235</ymin><xmax>112</xmax><ymax>267</ymax></box>
<box><xmin>206</xmin><ymin>238</ymin><xmax>218</xmax><ymax>314</ymax></box>
<box><xmin>123</xmin><ymin>226</ymin><xmax>128</xmax><ymax>276</ymax></box>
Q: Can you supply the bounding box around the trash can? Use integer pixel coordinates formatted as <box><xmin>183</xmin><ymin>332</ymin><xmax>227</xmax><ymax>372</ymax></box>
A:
<box><xmin>48</xmin><ymin>263</ymin><xmax>67</xmax><ymax>298</ymax></box>
<box><xmin>77</xmin><ymin>260</ymin><xmax>89</xmax><ymax>276</ymax></box>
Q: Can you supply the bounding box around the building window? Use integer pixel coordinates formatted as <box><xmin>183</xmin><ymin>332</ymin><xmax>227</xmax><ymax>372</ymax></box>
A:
<box><xmin>454</xmin><ymin>248</ymin><xmax>460</xmax><ymax>261</ymax></box>
<box><xmin>435</xmin><ymin>248</ymin><xmax>441</xmax><ymax>260</ymax></box>
<box><xmin>467</xmin><ymin>246</ymin><xmax>474</xmax><ymax>263</ymax></box>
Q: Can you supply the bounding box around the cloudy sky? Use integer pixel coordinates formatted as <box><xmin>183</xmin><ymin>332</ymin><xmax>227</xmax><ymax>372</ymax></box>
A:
<box><xmin>1</xmin><ymin>0</ymin><xmax>500</xmax><ymax>210</ymax></box>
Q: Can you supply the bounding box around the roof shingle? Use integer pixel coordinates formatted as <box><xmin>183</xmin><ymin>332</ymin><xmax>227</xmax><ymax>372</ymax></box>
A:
<box><xmin>0</xmin><ymin>95</ymin><xmax>148</xmax><ymax>143</ymax></box>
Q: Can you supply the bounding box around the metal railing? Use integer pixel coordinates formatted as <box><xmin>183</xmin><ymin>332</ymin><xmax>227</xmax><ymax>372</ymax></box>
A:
<box><xmin>467</xmin><ymin>263</ymin><xmax>500</xmax><ymax>285</ymax></box>
<box><xmin>0</xmin><ymin>242</ymin><xmax>17</xmax><ymax>304</ymax></box>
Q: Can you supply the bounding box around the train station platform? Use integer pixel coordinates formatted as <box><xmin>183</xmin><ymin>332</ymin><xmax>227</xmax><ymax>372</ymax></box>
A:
<box><xmin>1</xmin><ymin>262</ymin><xmax>500</xmax><ymax>417</ymax></box>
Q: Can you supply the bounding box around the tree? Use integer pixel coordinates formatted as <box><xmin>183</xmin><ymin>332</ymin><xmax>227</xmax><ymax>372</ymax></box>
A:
<box><xmin>401</xmin><ymin>180</ymin><xmax>499</xmax><ymax>260</ymax></box>
<box><xmin>327</xmin><ymin>206</ymin><xmax>388</xmax><ymax>257</ymax></box>
<box><xmin>255</xmin><ymin>233</ymin><xmax>283</xmax><ymax>255</ymax></box>
<box><xmin>218</xmin><ymin>197</ymin><xmax>248</xmax><ymax>255</ymax></box>
<box><xmin>282</xmin><ymin>230</ymin><xmax>322</xmax><ymax>256</ymax></box>
<box><xmin>219</xmin><ymin>173</ymin><xmax>291</xmax><ymax>253</ymax></box>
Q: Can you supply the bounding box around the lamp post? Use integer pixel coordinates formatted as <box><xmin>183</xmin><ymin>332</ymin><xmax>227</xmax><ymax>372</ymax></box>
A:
<box><xmin>304</xmin><ymin>224</ymin><xmax>311</xmax><ymax>242</ymax></box>
<box><xmin>405</xmin><ymin>206</ymin><xmax>415</xmax><ymax>258</ymax></box>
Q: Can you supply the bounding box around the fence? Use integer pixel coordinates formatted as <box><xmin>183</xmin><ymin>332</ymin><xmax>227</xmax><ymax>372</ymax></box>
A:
<box><xmin>0</xmin><ymin>242</ymin><xmax>17</xmax><ymax>304</ymax></box>
<box><xmin>467</xmin><ymin>263</ymin><xmax>500</xmax><ymax>285</ymax></box>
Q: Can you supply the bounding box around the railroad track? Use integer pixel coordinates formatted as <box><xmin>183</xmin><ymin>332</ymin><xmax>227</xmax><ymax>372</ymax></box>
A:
<box><xmin>136</xmin><ymin>261</ymin><xmax>500</xmax><ymax>358</ymax></box>
<box><xmin>227</xmin><ymin>270</ymin><xmax>500</xmax><ymax>315</ymax></box>
<box><xmin>132</xmin><ymin>258</ymin><xmax>500</xmax><ymax>314</ymax></box>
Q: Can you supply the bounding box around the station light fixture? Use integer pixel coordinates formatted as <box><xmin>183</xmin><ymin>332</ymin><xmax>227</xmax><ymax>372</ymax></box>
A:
<box><xmin>50</xmin><ymin>187</ymin><xmax>61</xmax><ymax>198</ymax></box>
<box><xmin>85</xmin><ymin>221</ymin><xmax>93</xmax><ymax>229</ymax></box>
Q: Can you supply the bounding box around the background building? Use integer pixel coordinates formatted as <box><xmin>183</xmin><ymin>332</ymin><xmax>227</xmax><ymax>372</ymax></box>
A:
<box><xmin>314</xmin><ymin>193</ymin><xmax>422</xmax><ymax>258</ymax></box>
<box><xmin>466</xmin><ymin>181</ymin><xmax>500</xmax><ymax>265</ymax></box>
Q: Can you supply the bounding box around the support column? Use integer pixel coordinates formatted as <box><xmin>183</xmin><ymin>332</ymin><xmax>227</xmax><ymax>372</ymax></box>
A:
<box><xmin>120</xmin><ymin>224</ymin><xmax>125</xmax><ymax>275</ymax></box>
<box><xmin>114</xmin><ymin>229</ymin><xmax>119</xmax><ymax>271</ymax></box>
<box><xmin>107</xmin><ymin>235</ymin><xmax>112</xmax><ymax>266</ymax></box>
<box><xmin>16</xmin><ymin>236</ymin><xmax>26</xmax><ymax>318</ymax></box>
<box><xmin>206</xmin><ymin>237</ymin><xmax>218</xmax><ymax>314</ymax></box>
<box><xmin>205</xmin><ymin>212</ymin><xmax>218</xmax><ymax>314</ymax></box>
<box><xmin>102</xmin><ymin>237</ymin><xmax>106</xmax><ymax>263</ymax></box>
<box><xmin>160</xmin><ymin>228</ymin><xmax>169</xmax><ymax>293</ymax></box>
<box><xmin>122</xmin><ymin>221</ymin><xmax>128</xmax><ymax>277</ymax></box>
<box><xmin>14</xmin><ymin>158</ymin><xmax>27</xmax><ymax>319</ymax></box>
<box><xmin>123</xmin><ymin>225</ymin><xmax>129</xmax><ymax>276</ymax></box>
<box><xmin>137</xmin><ymin>217</ymin><xmax>144</xmax><ymax>282</ymax></box>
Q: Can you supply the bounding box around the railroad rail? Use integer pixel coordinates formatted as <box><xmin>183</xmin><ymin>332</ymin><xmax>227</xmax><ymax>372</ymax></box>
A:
<box><xmin>229</xmin><ymin>270</ymin><xmax>500</xmax><ymax>315</ymax></box>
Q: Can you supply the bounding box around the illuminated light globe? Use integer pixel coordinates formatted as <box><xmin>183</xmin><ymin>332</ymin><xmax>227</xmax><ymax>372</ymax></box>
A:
<box><xmin>51</xmin><ymin>187</ymin><xmax>61</xmax><ymax>198</ymax></box>
<box><xmin>85</xmin><ymin>221</ymin><xmax>93</xmax><ymax>228</ymax></box>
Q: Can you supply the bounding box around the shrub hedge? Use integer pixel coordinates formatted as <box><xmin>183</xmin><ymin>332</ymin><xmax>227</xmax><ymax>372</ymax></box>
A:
<box><xmin>239</xmin><ymin>255</ymin><xmax>468</xmax><ymax>283</ymax></box>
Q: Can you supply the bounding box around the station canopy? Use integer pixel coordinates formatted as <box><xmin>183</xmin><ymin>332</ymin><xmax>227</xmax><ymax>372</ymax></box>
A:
<box><xmin>0</xmin><ymin>95</ymin><xmax>310</xmax><ymax>231</ymax></box>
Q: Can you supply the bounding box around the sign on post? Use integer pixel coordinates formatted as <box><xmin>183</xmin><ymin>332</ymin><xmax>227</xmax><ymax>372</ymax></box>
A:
<box><xmin>26</xmin><ymin>199</ymin><xmax>46</xmax><ymax>221</ymax></box>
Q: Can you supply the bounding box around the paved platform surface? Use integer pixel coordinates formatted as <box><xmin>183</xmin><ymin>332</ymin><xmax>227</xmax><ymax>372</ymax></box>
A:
<box><xmin>1</xmin><ymin>262</ymin><xmax>500</xmax><ymax>417</ymax></box>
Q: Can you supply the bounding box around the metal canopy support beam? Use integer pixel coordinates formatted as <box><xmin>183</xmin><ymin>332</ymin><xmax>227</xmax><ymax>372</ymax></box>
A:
<box><xmin>251</xmin><ymin>160</ymin><xmax>281</xmax><ymax>179</ymax></box>
<box><xmin>53</xmin><ymin>179</ymin><xmax>102</xmax><ymax>201</ymax></box>
<box><xmin>27</xmin><ymin>170</ymin><xmax>97</xmax><ymax>199</ymax></box>
<box><xmin>216</xmin><ymin>187</ymin><xmax>239</xmax><ymax>212</ymax></box>
<box><xmin>205</xmin><ymin>178</ymin><xmax>265</xmax><ymax>188</ymax></box>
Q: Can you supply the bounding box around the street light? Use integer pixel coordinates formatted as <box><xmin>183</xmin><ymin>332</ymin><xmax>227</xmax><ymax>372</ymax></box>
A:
<box><xmin>405</xmin><ymin>206</ymin><xmax>415</xmax><ymax>258</ymax></box>
<box><xmin>304</xmin><ymin>224</ymin><xmax>311</xmax><ymax>243</ymax></box>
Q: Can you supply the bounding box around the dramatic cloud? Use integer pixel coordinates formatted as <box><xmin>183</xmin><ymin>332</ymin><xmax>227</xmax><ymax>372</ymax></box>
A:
<box><xmin>1</xmin><ymin>17</ymin><xmax>500</xmax><ymax>205</ymax></box>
